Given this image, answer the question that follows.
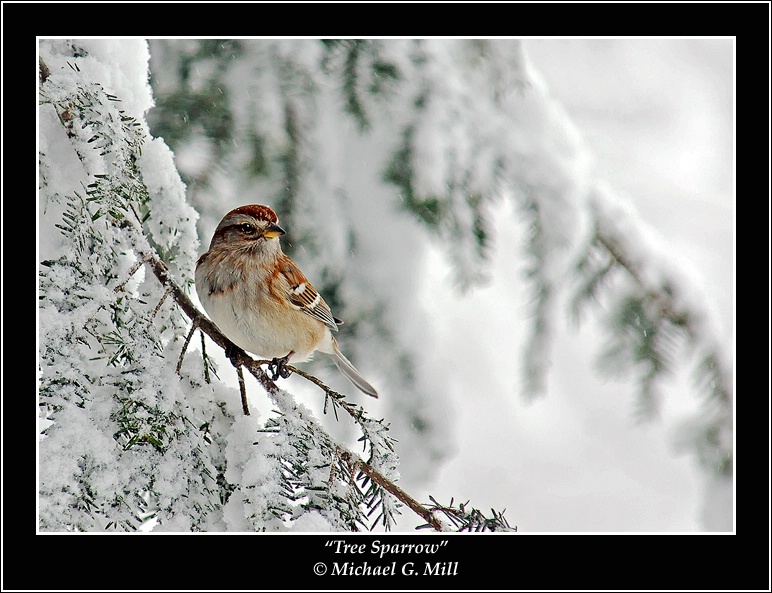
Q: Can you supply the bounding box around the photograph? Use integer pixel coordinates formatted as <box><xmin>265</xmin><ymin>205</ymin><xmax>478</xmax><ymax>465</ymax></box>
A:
<box><xmin>35</xmin><ymin>34</ymin><xmax>742</xmax><ymax>589</ymax></box>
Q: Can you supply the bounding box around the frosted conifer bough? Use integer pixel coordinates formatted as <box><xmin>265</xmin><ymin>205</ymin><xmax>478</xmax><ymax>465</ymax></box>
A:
<box><xmin>38</xmin><ymin>43</ymin><xmax>513</xmax><ymax>531</ymax></box>
<box><xmin>143</xmin><ymin>246</ymin><xmax>514</xmax><ymax>532</ymax></box>
<box><xmin>42</xmin><ymin>38</ymin><xmax>733</xmax><ymax>532</ymax></box>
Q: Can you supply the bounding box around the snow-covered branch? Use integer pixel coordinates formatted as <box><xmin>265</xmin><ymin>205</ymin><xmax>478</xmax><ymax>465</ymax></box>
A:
<box><xmin>38</xmin><ymin>46</ymin><xmax>513</xmax><ymax>532</ymax></box>
<box><xmin>139</xmin><ymin>246</ymin><xmax>512</xmax><ymax>532</ymax></box>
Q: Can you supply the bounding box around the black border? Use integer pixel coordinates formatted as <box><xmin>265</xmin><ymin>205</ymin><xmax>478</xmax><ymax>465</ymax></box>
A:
<box><xmin>11</xmin><ymin>1</ymin><xmax>771</xmax><ymax>37</ymax></box>
<box><xmin>17</xmin><ymin>1</ymin><xmax>770</xmax><ymax>591</ymax></box>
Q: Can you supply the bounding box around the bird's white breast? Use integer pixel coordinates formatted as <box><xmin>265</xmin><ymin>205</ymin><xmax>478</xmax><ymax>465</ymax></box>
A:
<box><xmin>195</xmin><ymin>263</ymin><xmax>325</xmax><ymax>362</ymax></box>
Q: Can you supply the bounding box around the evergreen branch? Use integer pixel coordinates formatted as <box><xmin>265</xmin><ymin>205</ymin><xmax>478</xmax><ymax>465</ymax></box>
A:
<box><xmin>337</xmin><ymin>449</ymin><xmax>444</xmax><ymax>531</ymax></box>
<box><xmin>567</xmin><ymin>196</ymin><xmax>733</xmax><ymax>475</ymax></box>
<box><xmin>40</xmin><ymin>52</ymin><xmax>513</xmax><ymax>532</ymax></box>
<box><xmin>135</xmin><ymin>246</ymin><xmax>508</xmax><ymax>532</ymax></box>
<box><xmin>595</xmin><ymin>233</ymin><xmax>689</xmax><ymax>328</ymax></box>
<box><xmin>421</xmin><ymin>496</ymin><xmax>514</xmax><ymax>532</ymax></box>
<box><xmin>593</xmin><ymin>228</ymin><xmax>731</xmax><ymax>405</ymax></box>
<box><xmin>264</xmin><ymin>362</ymin><xmax>378</xmax><ymax>439</ymax></box>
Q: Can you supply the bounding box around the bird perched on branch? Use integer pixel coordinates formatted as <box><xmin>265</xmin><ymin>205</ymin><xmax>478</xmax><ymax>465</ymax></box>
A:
<box><xmin>195</xmin><ymin>204</ymin><xmax>379</xmax><ymax>398</ymax></box>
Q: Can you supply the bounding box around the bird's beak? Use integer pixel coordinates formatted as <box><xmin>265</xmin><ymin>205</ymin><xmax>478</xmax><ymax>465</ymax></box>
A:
<box><xmin>263</xmin><ymin>223</ymin><xmax>286</xmax><ymax>239</ymax></box>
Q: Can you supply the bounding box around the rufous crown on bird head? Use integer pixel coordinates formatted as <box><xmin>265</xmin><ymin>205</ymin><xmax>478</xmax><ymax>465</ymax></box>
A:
<box><xmin>209</xmin><ymin>204</ymin><xmax>286</xmax><ymax>250</ymax></box>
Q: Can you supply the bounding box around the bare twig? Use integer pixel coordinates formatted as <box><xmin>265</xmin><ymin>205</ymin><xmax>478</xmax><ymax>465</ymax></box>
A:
<box><xmin>236</xmin><ymin>364</ymin><xmax>250</xmax><ymax>416</ymax></box>
<box><xmin>114</xmin><ymin>253</ymin><xmax>153</xmax><ymax>293</ymax></box>
<box><xmin>176</xmin><ymin>319</ymin><xmax>198</xmax><ymax>375</ymax></box>
<box><xmin>200</xmin><ymin>330</ymin><xmax>211</xmax><ymax>384</ymax></box>
<box><xmin>152</xmin><ymin>285</ymin><xmax>174</xmax><ymax>319</ymax></box>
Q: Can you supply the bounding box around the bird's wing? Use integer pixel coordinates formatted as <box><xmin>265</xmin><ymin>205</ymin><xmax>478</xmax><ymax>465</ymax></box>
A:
<box><xmin>277</xmin><ymin>255</ymin><xmax>339</xmax><ymax>331</ymax></box>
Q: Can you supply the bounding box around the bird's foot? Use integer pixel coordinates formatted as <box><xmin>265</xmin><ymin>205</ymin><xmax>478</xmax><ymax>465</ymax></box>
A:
<box><xmin>225</xmin><ymin>343</ymin><xmax>247</xmax><ymax>367</ymax></box>
<box><xmin>268</xmin><ymin>351</ymin><xmax>295</xmax><ymax>380</ymax></box>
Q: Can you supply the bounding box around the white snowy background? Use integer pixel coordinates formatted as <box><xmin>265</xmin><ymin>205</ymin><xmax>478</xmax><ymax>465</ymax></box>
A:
<box><xmin>38</xmin><ymin>38</ymin><xmax>734</xmax><ymax>532</ymax></box>
<box><xmin>406</xmin><ymin>39</ymin><xmax>734</xmax><ymax>532</ymax></box>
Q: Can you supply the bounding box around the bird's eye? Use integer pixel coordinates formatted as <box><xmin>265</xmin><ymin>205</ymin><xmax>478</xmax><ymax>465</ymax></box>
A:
<box><xmin>240</xmin><ymin>223</ymin><xmax>255</xmax><ymax>234</ymax></box>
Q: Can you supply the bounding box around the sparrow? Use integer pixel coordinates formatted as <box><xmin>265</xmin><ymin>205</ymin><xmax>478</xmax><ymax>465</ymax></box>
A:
<box><xmin>195</xmin><ymin>204</ymin><xmax>378</xmax><ymax>397</ymax></box>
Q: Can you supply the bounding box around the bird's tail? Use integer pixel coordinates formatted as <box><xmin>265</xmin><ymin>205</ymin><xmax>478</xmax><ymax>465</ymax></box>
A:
<box><xmin>331</xmin><ymin>337</ymin><xmax>379</xmax><ymax>398</ymax></box>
